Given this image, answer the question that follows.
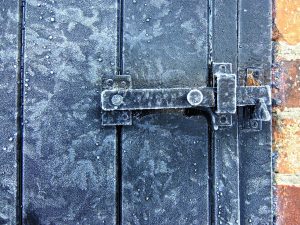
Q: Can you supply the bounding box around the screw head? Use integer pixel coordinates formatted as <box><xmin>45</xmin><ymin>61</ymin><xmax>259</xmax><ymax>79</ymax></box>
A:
<box><xmin>220</xmin><ymin>115</ymin><xmax>228</xmax><ymax>124</ymax></box>
<box><xmin>120</xmin><ymin>81</ymin><xmax>127</xmax><ymax>87</ymax></box>
<box><xmin>105</xmin><ymin>79</ymin><xmax>114</xmax><ymax>87</ymax></box>
<box><xmin>122</xmin><ymin>113</ymin><xmax>129</xmax><ymax>120</ymax></box>
<box><xmin>250</xmin><ymin>120</ymin><xmax>258</xmax><ymax>128</ymax></box>
<box><xmin>111</xmin><ymin>94</ymin><xmax>123</xmax><ymax>106</ymax></box>
<box><xmin>187</xmin><ymin>89</ymin><xmax>203</xmax><ymax>106</ymax></box>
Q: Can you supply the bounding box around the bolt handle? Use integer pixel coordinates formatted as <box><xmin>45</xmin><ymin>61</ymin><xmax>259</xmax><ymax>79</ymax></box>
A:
<box><xmin>253</xmin><ymin>98</ymin><xmax>271</xmax><ymax>121</ymax></box>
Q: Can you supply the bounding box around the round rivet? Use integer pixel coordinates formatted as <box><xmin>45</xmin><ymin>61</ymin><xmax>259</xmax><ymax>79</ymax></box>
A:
<box><xmin>111</xmin><ymin>94</ymin><xmax>123</xmax><ymax>106</ymax></box>
<box><xmin>250</xmin><ymin>120</ymin><xmax>258</xmax><ymax>128</ymax></box>
<box><xmin>220</xmin><ymin>115</ymin><xmax>227</xmax><ymax>124</ymax></box>
<box><xmin>122</xmin><ymin>113</ymin><xmax>129</xmax><ymax>120</ymax></box>
<box><xmin>120</xmin><ymin>81</ymin><xmax>127</xmax><ymax>87</ymax></box>
<box><xmin>105</xmin><ymin>79</ymin><xmax>114</xmax><ymax>87</ymax></box>
<box><xmin>187</xmin><ymin>89</ymin><xmax>203</xmax><ymax>106</ymax></box>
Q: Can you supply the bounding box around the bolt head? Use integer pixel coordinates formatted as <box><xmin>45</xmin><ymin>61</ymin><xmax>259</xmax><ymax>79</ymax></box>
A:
<box><xmin>120</xmin><ymin>81</ymin><xmax>127</xmax><ymax>87</ymax></box>
<box><xmin>105</xmin><ymin>79</ymin><xmax>114</xmax><ymax>87</ymax></box>
<box><xmin>187</xmin><ymin>89</ymin><xmax>203</xmax><ymax>106</ymax></box>
<box><xmin>250</xmin><ymin>120</ymin><xmax>258</xmax><ymax>128</ymax></box>
<box><xmin>111</xmin><ymin>94</ymin><xmax>123</xmax><ymax>106</ymax></box>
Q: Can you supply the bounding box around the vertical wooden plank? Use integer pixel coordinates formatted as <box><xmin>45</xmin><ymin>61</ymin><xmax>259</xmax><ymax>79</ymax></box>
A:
<box><xmin>238</xmin><ymin>0</ymin><xmax>272</xmax><ymax>83</ymax></box>
<box><xmin>122</xmin><ymin>0</ymin><xmax>210</xmax><ymax>224</ymax></box>
<box><xmin>123</xmin><ymin>0</ymin><xmax>208</xmax><ymax>89</ymax></box>
<box><xmin>122</xmin><ymin>114</ymin><xmax>209</xmax><ymax>224</ymax></box>
<box><xmin>212</xmin><ymin>1</ymin><xmax>240</xmax><ymax>224</ymax></box>
<box><xmin>213</xmin><ymin>121</ymin><xmax>240</xmax><ymax>225</ymax></box>
<box><xmin>239</xmin><ymin>128</ymin><xmax>272</xmax><ymax>224</ymax></box>
<box><xmin>0</xmin><ymin>1</ymin><xmax>19</xmax><ymax>224</ymax></box>
<box><xmin>238</xmin><ymin>0</ymin><xmax>273</xmax><ymax>224</ymax></box>
<box><xmin>212</xmin><ymin>0</ymin><xmax>238</xmax><ymax>71</ymax></box>
<box><xmin>23</xmin><ymin>1</ymin><xmax>118</xmax><ymax>224</ymax></box>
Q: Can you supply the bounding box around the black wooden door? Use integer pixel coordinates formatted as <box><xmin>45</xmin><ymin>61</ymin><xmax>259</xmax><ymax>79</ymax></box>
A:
<box><xmin>121</xmin><ymin>1</ymin><xmax>209</xmax><ymax>224</ymax></box>
<box><xmin>0</xmin><ymin>0</ymin><xmax>272</xmax><ymax>224</ymax></box>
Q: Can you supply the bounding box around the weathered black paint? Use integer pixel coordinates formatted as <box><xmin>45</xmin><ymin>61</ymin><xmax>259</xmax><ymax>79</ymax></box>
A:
<box><xmin>238</xmin><ymin>0</ymin><xmax>273</xmax><ymax>224</ymax></box>
<box><xmin>0</xmin><ymin>1</ymin><xmax>19</xmax><ymax>224</ymax></box>
<box><xmin>121</xmin><ymin>1</ymin><xmax>209</xmax><ymax>224</ymax></box>
<box><xmin>123</xmin><ymin>0</ymin><xmax>208</xmax><ymax>89</ymax></box>
<box><xmin>122</xmin><ymin>114</ymin><xmax>209</xmax><ymax>224</ymax></box>
<box><xmin>211</xmin><ymin>1</ymin><xmax>240</xmax><ymax>224</ymax></box>
<box><xmin>22</xmin><ymin>0</ymin><xmax>118</xmax><ymax>224</ymax></box>
<box><xmin>0</xmin><ymin>0</ymin><xmax>273</xmax><ymax>224</ymax></box>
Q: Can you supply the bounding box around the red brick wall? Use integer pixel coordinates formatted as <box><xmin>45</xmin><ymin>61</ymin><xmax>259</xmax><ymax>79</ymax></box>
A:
<box><xmin>273</xmin><ymin>0</ymin><xmax>300</xmax><ymax>224</ymax></box>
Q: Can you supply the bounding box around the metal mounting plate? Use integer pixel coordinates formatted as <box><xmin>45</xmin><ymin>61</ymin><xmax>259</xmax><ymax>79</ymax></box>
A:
<box><xmin>101</xmin><ymin>76</ymin><xmax>132</xmax><ymax>126</ymax></box>
<box><xmin>216</xmin><ymin>73</ymin><xmax>237</xmax><ymax>114</ymax></box>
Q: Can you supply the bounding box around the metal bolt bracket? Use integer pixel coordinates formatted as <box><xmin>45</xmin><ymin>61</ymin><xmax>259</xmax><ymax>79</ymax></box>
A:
<box><xmin>213</xmin><ymin>63</ymin><xmax>235</xmax><ymax>127</ymax></box>
<box><xmin>100</xmin><ymin>63</ymin><xmax>271</xmax><ymax>127</ymax></box>
<box><xmin>101</xmin><ymin>76</ymin><xmax>132</xmax><ymax>126</ymax></box>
